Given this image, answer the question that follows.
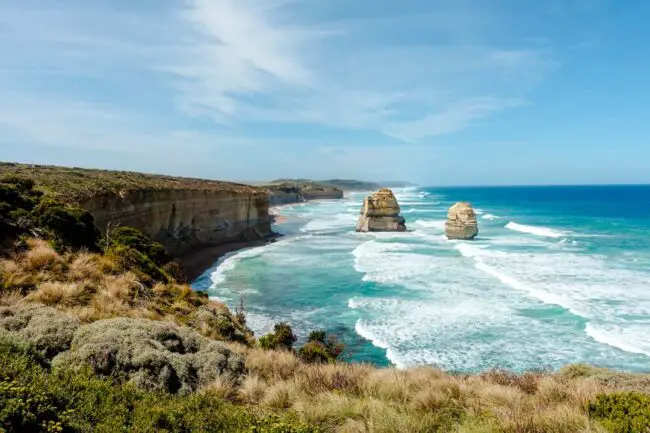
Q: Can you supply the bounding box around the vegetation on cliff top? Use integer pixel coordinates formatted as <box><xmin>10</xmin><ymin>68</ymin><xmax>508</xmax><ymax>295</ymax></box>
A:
<box><xmin>1</xmin><ymin>171</ymin><xmax>650</xmax><ymax>432</ymax></box>
<box><xmin>268</xmin><ymin>179</ymin><xmax>417</xmax><ymax>191</ymax></box>
<box><xmin>0</xmin><ymin>162</ymin><xmax>263</xmax><ymax>203</ymax></box>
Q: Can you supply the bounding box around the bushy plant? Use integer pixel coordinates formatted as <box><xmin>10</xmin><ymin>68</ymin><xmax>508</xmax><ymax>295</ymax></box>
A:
<box><xmin>298</xmin><ymin>330</ymin><xmax>344</xmax><ymax>364</ymax></box>
<box><xmin>33</xmin><ymin>199</ymin><xmax>100</xmax><ymax>251</ymax></box>
<box><xmin>107</xmin><ymin>226</ymin><xmax>171</xmax><ymax>267</ymax></box>
<box><xmin>0</xmin><ymin>333</ymin><xmax>319</xmax><ymax>432</ymax></box>
<box><xmin>588</xmin><ymin>392</ymin><xmax>650</xmax><ymax>433</ymax></box>
<box><xmin>107</xmin><ymin>244</ymin><xmax>171</xmax><ymax>284</ymax></box>
<box><xmin>258</xmin><ymin>322</ymin><xmax>297</xmax><ymax>351</ymax></box>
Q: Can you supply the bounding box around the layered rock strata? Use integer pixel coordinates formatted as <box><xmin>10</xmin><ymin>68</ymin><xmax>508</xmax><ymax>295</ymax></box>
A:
<box><xmin>81</xmin><ymin>188</ymin><xmax>273</xmax><ymax>257</ymax></box>
<box><xmin>356</xmin><ymin>188</ymin><xmax>406</xmax><ymax>232</ymax></box>
<box><xmin>445</xmin><ymin>202</ymin><xmax>479</xmax><ymax>240</ymax></box>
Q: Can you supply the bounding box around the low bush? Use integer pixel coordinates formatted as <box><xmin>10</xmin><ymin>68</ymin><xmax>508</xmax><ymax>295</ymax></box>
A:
<box><xmin>107</xmin><ymin>226</ymin><xmax>171</xmax><ymax>267</ymax></box>
<box><xmin>298</xmin><ymin>331</ymin><xmax>344</xmax><ymax>364</ymax></box>
<box><xmin>33</xmin><ymin>199</ymin><xmax>100</xmax><ymax>252</ymax></box>
<box><xmin>0</xmin><ymin>333</ymin><xmax>319</xmax><ymax>432</ymax></box>
<box><xmin>588</xmin><ymin>392</ymin><xmax>650</xmax><ymax>433</ymax></box>
<box><xmin>0</xmin><ymin>176</ymin><xmax>99</xmax><ymax>252</ymax></box>
<box><xmin>107</xmin><ymin>245</ymin><xmax>171</xmax><ymax>285</ymax></box>
<box><xmin>259</xmin><ymin>322</ymin><xmax>297</xmax><ymax>351</ymax></box>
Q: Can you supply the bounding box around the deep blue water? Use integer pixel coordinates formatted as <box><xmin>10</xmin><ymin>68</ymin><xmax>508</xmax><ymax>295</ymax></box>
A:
<box><xmin>193</xmin><ymin>185</ymin><xmax>650</xmax><ymax>372</ymax></box>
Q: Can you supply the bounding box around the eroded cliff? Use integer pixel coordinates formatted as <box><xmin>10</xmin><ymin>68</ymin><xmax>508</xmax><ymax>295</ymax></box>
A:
<box><xmin>82</xmin><ymin>188</ymin><xmax>272</xmax><ymax>256</ymax></box>
<box><xmin>265</xmin><ymin>182</ymin><xmax>343</xmax><ymax>205</ymax></box>
<box><xmin>0</xmin><ymin>163</ymin><xmax>274</xmax><ymax>258</ymax></box>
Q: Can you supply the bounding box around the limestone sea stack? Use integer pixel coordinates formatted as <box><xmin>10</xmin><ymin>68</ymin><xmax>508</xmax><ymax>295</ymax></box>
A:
<box><xmin>445</xmin><ymin>202</ymin><xmax>479</xmax><ymax>240</ymax></box>
<box><xmin>356</xmin><ymin>188</ymin><xmax>406</xmax><ymax>232</ymax></box>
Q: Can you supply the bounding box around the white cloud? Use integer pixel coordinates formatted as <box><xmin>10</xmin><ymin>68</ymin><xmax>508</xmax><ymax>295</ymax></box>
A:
<box><xmin>381</xmin><ymin>97</ymin><xmax>527</xmax><ymax>142</ymax></box>
<box><xmin>0</xmin><ymin>0</ymin><xmax>557</xmax><ymax>166</ymax></box>
<box><xmin>169</xmin><ymin>0</ymin><xmax>554</xmax><ymax>140</ymax></box>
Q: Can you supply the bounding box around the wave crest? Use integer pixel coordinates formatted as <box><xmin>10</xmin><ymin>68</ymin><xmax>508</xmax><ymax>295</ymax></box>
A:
<box><xmin>505</xmin><ymin>222</ymin><xmax>566</xmax><ymax>238</ymax></box>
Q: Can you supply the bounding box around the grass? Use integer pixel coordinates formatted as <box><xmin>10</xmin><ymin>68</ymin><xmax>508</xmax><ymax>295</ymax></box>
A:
<box><xmin>0</xmin><ymin>240</ymin><xmax>252</xmax><ymax>344</ymax></box>
<box><xmin>0</xmin><ymin>162</ymin><xmax>264</xmax><ymax>203</ymax></box>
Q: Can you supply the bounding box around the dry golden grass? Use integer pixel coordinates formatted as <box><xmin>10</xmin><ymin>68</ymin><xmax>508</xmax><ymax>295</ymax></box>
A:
<box><xmin>262</xmin><ymin>381</ymin><xmax>299</xmax><ymax>409</ymax></box>
<box><xmin>0</xmin><ymin>238</ymin><xmax>246</xmax><ymax>340</ymax></box>
<box><xmin>202</xmin><ymin>375</ymin><xmax>236</xmax><ymax>401</ymax></box>
<box><xmin>238</xmin><ymin>374</ymin><xmax>267</xmax><ymax>404</ymax></box>
<box><xmin>23</xmin><ymin>239</ymin><xmax>63</xmax><ymax>271</ymax></box>
<box><xmin>246</xmin><ymin>347</ymin><xmax>302</xmax><ymax>381</ymax></box>
<box><xmin>27</xmin><ymin>281</ymin><xmax>88</xmax><ymax>306</ymax></box>
<box><xmin>68</xmin><ymin>252</ymin><xmax>105</xmax><ymax>282</ymax></box>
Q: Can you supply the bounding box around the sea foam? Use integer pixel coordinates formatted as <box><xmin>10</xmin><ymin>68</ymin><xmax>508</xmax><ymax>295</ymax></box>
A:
<box><xmin>505</xmin><ymin>222</ymin><xmax>566</xmax><ymax>238</ymax></box>
<box><xmin>585</xmin><ymin>323</ymin><xmax>650</xmax><ymax>357</ymax></box>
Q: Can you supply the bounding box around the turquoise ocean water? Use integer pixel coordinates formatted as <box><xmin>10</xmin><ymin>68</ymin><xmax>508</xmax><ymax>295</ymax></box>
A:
<box><xmin>193</xmin><ymin>186</ymin><xmax>650</xmax><ymax>373</ymax></box>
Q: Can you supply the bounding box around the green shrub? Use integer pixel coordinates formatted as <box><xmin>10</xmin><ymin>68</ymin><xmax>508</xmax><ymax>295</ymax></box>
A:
<box><xmin>108</xmin><ymin>226</ymin><xmax>171</xmax><ymax>267</ymax></box>
<box><xmin>258</xmin><ymin>322</ymin><xmax>297</xmax><ymax>351</ymax></box>
<box><xmin>33</xmin><ymin>199</ymin><xmax>100</xmax><ymax>251</ymax></box>
<box><xmin>298</xmin><ymin>330</ymin><xmax>344</xmax><ymax>364</ymax></box>
<box><xmin>0</xmin><ymin>332</ymin><xmax>318</xmax><ymax>433</ymax></box>
<box><xmin>107</xmin><ymin>245</ymin><xmax>171</xmax><ymax>284</ymax></box>
<box><xmin>588</xmin><ymin>392</ymin><xmax>650</xmax><ymax>433</ymax></box>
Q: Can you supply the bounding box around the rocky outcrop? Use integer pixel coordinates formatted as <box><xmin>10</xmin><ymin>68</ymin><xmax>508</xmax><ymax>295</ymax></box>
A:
<box><xmin>445</xmin><ymin>202</ymin><xmax>479</xmax><ymax>240</ymax></box>
<box><xmin>81</xmin><ymin>188</ymin><xmax>273</xmax><ymax>257</ymax></box>
<box><xmin>356</xmin><ymin>189</ymin><xmax>406</xmax><ymax>232</ymax></box>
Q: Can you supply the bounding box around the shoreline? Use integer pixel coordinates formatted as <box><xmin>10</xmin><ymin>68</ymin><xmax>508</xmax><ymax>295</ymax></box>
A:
<box><xmin>183</xmin><ymin>240</ymin><xmax>270</xmax><ymax>283</ymax></box>
<box><xmin>185</xmin><ymin>205</ymin><xmax>293</xmax><ymax>283</ymax></box>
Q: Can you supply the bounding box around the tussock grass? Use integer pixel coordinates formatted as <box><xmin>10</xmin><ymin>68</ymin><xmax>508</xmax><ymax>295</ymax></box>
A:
<box><xmin>0</xmin><ymin>239</ymin><xmax>249</xmax><ymax>341</ymax></box>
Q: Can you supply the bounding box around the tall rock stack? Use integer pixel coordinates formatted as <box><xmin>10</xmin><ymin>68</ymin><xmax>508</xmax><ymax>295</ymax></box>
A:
<box><xmin>356</xmin><ymin>189</ymin><xmax>406</xmax><ymax>232</ymax></box>
<box><xmin>445</xmin><ymin>202</ymin><xmax>479</xmax><ymax>240</ymax></box>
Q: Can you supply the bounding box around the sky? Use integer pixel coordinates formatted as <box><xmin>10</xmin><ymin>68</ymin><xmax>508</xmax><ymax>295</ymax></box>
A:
<box><xmin>1</xmin><ymin>0</ymin><xmax>649</xmax><ymax>185</ymax></box>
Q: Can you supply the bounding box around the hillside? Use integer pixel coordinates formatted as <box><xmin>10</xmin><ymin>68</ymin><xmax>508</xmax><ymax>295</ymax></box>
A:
<box><xmin>0</xmin><ymin>169</ymin><xmax>649</xmax><ymax>432</ymax></box>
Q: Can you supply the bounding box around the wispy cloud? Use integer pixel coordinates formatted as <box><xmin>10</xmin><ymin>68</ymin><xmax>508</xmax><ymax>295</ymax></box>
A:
<box><xmin>0</xmin><ymin>0</ymin><xmax>559</xmax><ymax>179</ymax></box>
<box><xmin>169</xmin><ymin>0</ymin><xmax>554</xmax><ymax>139</ymax></box>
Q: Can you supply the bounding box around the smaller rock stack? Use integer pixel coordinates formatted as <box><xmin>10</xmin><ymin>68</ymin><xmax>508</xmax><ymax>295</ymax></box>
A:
<box><xmin>356</xmin><ymin>189</ymin><xmax>406</xmax><ymax>232</ymax></box>
<box><xmin>445</xmin><ymin>202</ymin><xmax>479</xmax><ymax>240</ymax></box>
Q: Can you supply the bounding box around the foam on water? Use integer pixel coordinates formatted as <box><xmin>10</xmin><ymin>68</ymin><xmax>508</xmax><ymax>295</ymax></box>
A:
<box><xmin>585</xmin><ymin>323</ymin><xmax>650</xmax><ymax>357</ymax></box>
<box><xmin>454</xmin><ymin>241</ymin><xmax>650</xmax><ymax>357</ymax></box>
<box><xmin>505</xmin><ymin>221</ymin><xmax>566</xmax><ymax>238</ymax></box>
<box><xmin>197</xmin><ymin>185</ymin><xmax>650</xmax><ymax>372</ymax></box>
<box><xmin>413</xmin><ymin>219</ymin><xmax>447</xmax><ymax>230</ymax></box>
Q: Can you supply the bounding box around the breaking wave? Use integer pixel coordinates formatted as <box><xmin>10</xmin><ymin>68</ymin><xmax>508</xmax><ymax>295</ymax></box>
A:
<box><xmin>505</xmin><ymin>222</ymin><xmax>566</xmax><ymax>238</ymax></box>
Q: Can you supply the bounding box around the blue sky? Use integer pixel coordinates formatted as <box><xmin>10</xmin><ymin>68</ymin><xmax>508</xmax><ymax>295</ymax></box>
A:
<box><xmin>1</xmin><ymin>0</ymin><xmax>649</xmax><ymax>185</ymax></box>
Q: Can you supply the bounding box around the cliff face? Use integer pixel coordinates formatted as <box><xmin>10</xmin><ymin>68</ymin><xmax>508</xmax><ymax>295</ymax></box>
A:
<box><xmin>265</xmin><ymin>183</ymin><xmax>343</xmax><ymax>205</ymax></box>
<box><xmin>82</xmin><ymin>188</ymin><xmax>272</xmax><ymax>256</ymax></box>
<box><xmin>268</xmin><ymin>186</ymin><xmax>305</xmax><ymax>206</ymax></box>
<box><xmin>302</xmin><ymin>189</ymin><xmax>344</xmax><ymax>200</ymax></box>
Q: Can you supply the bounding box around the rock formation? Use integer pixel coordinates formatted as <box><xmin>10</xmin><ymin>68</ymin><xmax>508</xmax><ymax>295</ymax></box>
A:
<box><xmin>445</xmin><ymin>202</ymin><xmax>479</xmax><ymax>240</ymax></box>
<box><xmin>356</xmin><ymin>188</ymin><xmax>406</xmax><ymax>232</ymax></box>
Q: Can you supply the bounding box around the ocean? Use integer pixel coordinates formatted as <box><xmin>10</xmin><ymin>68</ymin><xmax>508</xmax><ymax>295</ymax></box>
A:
<box><xmin>192</xmin><ymin>185</ymin><xmax>650</xmax><ymax>373</ymax></box>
